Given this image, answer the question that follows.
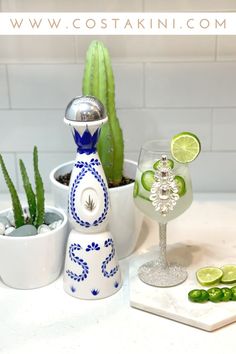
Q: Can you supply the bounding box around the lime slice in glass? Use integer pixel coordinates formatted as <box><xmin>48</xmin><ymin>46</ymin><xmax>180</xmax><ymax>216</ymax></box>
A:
<box><xmin>221</xmin><ymin>265</ymin><xmax>236</xmax><ymax>284</ymax></box>
<box><xmin>174</xmin><ymin>175</ymin><xmax>186</xmax><ymax>197</ymax></box>
<box><xmin>138</xmin><ymin>193</ymin><xmax>151</xmax><ymax>202</ymax></box>
<box><xmin>133</xmin><ymin>180</ymin><xmax>139</xmax><ymax>198</ymax></box>
<box><xmin>171</xmin><ymin>132</ymin><xmax>201</xmax><ymax>163</ymax></box>
<box><xmin>153</xmin><ymin>159</ymin><xmax>174</xmax><ymax>170</ymax></box>
<box><xmin>141</xmin><ymin>170</ymin><xmax>155</xmax><ymax>191</ymax></box>
<box><xmin>196</xmin><ymin>267</ymin><xmax>223</xmax><ymax>286</ymax></box>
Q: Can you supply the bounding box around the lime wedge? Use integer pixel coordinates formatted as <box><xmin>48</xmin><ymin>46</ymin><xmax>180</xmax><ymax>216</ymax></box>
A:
<box><xmin>153</xmin><ymin>159</ymin><xmax>174</xmax><ymax>170</ymax></box>
<box><xmin>174</xmin><ymin>175</ymin><xmax>186</xmax><ymax>197</ymax></box>
<box><xmin>196</xmin><ymin>267</ymin><xmax>223</xmax><ymax>286</ymax></box>
<box><xmin>221</xmin><ymin>265</ymin><xmax>236</xmax><ymax>284</ymax></box>
<box><xmin>141</xmin><ymin>170</ymin><xmax>155</xmax><ymax>192</ymax></box>
<box><xmin>171</xmin><ymin>132</ymin><xmax>201</xmax><ymax>163</ymax></box>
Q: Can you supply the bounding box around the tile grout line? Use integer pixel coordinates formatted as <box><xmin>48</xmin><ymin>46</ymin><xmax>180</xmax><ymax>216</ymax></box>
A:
<box><xmin>210</xmin><ymin>107</ymin><xmax>214</xmax><ymax>152</ymax></box>
<box><xmin>141</xmin><ymin>0</ymin><xmax>145</xmax><ymax>12</ymax></box>
<box><xmin>215</xmin><ymin>35</ymin><xmax>218</xmax><ymax>62</ymax></box>
<box><xmin>73</xmin><ymin>36</ymin><xmax>80</xmax><ymax>64</ymax></box>
<box><xmin>4</xmin><ymin>59</ymin><xmax>236</xmax><ymax>65</ymax></box>
<box><xmin>142</xmin><ymin>62</ymin><xmax>146</xmax><ymax>108</ymax></box>
<box><xmin>5</xmin><ymin>64</ymin><xmax>12</xmax><ymax>110</ymax></box>
<box><xmin>0</xmin><ymin>58</ymin><xmax>224</xmax><ymax>64</ymax></box>
<box><xmin>1</xmin><ymin>107</ymin><xmax>236</xmax><ymax>112</ymax></box>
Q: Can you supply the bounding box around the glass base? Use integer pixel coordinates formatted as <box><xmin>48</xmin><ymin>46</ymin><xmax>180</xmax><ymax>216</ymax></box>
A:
<box><xmin>138</xmin><ymin>260</ymin><xmax>188</xmax><ymax>287</ymax></box>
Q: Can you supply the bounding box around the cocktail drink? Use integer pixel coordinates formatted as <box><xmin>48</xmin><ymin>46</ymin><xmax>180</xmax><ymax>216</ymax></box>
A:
<box><xmin>134</xmin><ymin>149</ymin><xmax>193</xmax><ymax>223</ymax></box>
<box><xmin>133</xmin><ymin>137</ymin><xmax>198</xmax><ymax>287</ymax></box>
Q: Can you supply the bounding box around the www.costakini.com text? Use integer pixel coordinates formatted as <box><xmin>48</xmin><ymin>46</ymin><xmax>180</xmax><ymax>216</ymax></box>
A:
<box><xmin>9</xmin><ymin>17</ymin><xmax>226</xmax><ymax>31</ymax></box>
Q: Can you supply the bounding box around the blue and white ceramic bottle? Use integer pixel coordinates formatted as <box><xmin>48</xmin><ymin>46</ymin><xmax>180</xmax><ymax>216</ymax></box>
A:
<box><xmin>63</xmin><ymin>96</ymin><xmax>122</xmax><ymax>299</ymax></box>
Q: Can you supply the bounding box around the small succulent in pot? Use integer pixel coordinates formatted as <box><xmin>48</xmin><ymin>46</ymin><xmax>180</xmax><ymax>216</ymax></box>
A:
<box><xmin>0</xmin><ymin>147</ymin><xmax>62</xmax><ymax>236</ymax></box>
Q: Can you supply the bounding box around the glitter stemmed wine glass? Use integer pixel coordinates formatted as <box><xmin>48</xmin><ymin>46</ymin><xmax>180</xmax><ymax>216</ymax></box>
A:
<box><xmin>133</xmin><ymin>140</ymin><xmax>193</xmax><ymax>287</ymax></box>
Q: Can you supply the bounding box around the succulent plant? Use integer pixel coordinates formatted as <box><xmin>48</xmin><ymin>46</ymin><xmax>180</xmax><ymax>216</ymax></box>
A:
<box><xmin>19</xmin><ymin>159</ymin><xmax>36</xmax><ymax>224</ymax></box>
<box><xmin>0</xmin><ymin>146</ymin><xmax>45</xmax><ymax>228</ymax></box>
<box><xmin>0</xmin><ymin>155</ymin><xmax>24</xmax><ymax>228</ymax></box>
<box><xmin>33</xmin><ymin>146</ymin><xmax>45</xmax><ymax>227</ymax></box>
<box><xmin>82</xmin><ymin>40</ymin><xmax>124</xmax><ymax>187</ymax></box>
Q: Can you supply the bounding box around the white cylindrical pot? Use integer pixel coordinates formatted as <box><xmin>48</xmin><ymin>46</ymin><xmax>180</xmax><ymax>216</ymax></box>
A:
<box><xmin>0</xmin><ymin>206</ymin><xmax>68</xmax><ymax>289</ymax></box>
<box><xmin>50</xmin><ymin>159</ymin><xmax>143</xmax><ymax>259</ymax></box>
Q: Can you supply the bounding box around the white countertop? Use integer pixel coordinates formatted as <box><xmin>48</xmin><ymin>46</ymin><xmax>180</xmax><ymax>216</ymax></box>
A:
<box><xmin>0</xmin><ymin>193</ymin><xmax>236</xmax><ymax>354</ymax></box>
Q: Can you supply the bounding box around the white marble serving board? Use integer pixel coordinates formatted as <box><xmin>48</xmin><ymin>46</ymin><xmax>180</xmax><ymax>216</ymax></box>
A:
<box><xmin>129</xmin><ymin>242</ymin><xmax>236</xmax><ymax>331</ymax></box>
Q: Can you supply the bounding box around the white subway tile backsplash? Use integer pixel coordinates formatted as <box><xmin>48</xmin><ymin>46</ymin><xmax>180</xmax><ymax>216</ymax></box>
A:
<box><xmin>75</xmin><ymin>36</ymin><xmax>216</xmax><ymax>62</ymax></box>
<box><xmin>1</xmin><ymin>0</ymin><xmax>143</xmax><ymax>12</ymax></box>
<box><xmin>0</xmin><ymin>37</ymin><xmax>76</xmax><ymax>64</ymax></box>
<box><xmin>124</xmin><ymin>151</ymin><xmax>139</xmax><ymax>163</ymax></box>
<box><xmin>16</xmin><ymin>152</ymin><xmax>75</xmax><ymax>192</ymax></box>
<box><xmin>8</xmin><ymin>64</ymin><xmax>83</xmax><ymax>109</ymax></box>
<box><xmin>0</xmin><ymin>153</ymin><xmax>17</xmax><ymax>193</ymax></box>
<box><xmin>118</xmin><ymin>108</ymin><xmax>211</xmax><ymax>152</ymax></box>
<box><xmin>7</xmin><ymin>63</ymin><xmax>143</xmax><ymax>109</ymax></box>
<box><xmin>0</xmin><ymin>0</ymin><xmax>236</xmax><ymax>193</ymax></box>
<box><xmin>144</xmin><ymin>0</ymin><xmax>236</xmax><ymax>11</ymax></box>
<box><xmin>190</xmin><ymin>152</ymin><xmax>236</xmax><ymax>192</ymax></box>
<box><xmin>212</xmin><ymin>108</ymin><xmax>236</xmax><ymax>151</ymax></box>
<box><xmin>113</xmin><ymin>63</ymin><xmax>143</xmax><ymax>108</ymax></box>
<box><xmin>0</xmin><ymin>65</ymin><xmax>10</xmax><ymax>108</ymax></box>
<box><xmin>0</xmin><ymin>110</ymin><xmax>75</xmax><ymax>152</ymax></box>
<box><xmin>145</xmin><ymin>63</ymin><xmax>236</xmax><ymax>108</ymax></box>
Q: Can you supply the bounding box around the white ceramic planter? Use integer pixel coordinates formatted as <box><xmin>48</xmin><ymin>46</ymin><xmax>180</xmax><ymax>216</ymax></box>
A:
<box><xmin>0</xmin><ymin>206</ymin><xmax>68</xmax><ymax>290</ymax></box>
<box><xmin>50</xmin><ymin>159</ymin><xmax>143</xmax><ymax>259</ymax></box>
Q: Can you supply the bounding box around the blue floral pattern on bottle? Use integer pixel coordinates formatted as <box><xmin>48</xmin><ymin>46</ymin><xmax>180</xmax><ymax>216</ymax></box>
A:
<box><xmin>73</xmin><ymin>127</ymin><xmax>100</xmax><ymax>155</ymax></box>
<box><xmin>70</xmin><ymin>286</ymin><xmax>76</xmax><ymax>293</ymax></box>
<box><xmin>66</xmin><ymin>243</ymin><xmax>89</xmax><ymax>282</ymax></box>
<box><xmin>101</xmin><ymin>238</ymin><xmax>119</xmax><ymax>278</ymax></box>
<box><xmin>91</xmin><ymin>289</ymin><xmax>100</xmax><ymax>296</ymax></box>
<box><xmin>86</xmin><ymin>242</ymin><xmax>100</xmax><ymax>252</ymax></box>
<box><xmin>69</xmin><ymin>158</ymin><xmax>109</xmax><ymax>228</ymax></box>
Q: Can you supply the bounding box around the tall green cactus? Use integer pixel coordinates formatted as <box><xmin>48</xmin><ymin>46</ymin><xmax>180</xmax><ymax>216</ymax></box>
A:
<box><xmin>82</xmin><ymin>40</ymin><xmax>124</xmax><ymax>186</ymax></box>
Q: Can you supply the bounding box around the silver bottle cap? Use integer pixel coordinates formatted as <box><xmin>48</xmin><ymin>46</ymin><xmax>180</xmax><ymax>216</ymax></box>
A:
<box><xmin>65</xmin><ymin>95</ymin><xmax>107</xmax><ymax>122</ymax></box>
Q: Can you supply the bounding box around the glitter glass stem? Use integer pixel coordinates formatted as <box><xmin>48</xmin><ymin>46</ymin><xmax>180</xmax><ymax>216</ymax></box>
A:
<box><xmin>138</xmin><ymin>219</ymin><xmax>188</xmax><ymax>287</ymax></box>
<box><xmin>158</xmin><ymin>223</ymin><xmax>168</xmax><ymax>270</ymax></box>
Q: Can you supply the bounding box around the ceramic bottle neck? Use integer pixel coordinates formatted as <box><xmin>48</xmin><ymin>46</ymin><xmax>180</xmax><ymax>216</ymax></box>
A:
<box><xmin>72</xmin><ymin>127</ymin><xmax>101</xmax><ymax>155</ymax></box>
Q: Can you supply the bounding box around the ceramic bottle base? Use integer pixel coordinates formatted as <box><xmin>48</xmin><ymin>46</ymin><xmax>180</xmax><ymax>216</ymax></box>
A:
<box><xmin>63</xmin><ymin>229</ymin><xmax>122</xmax><ymax>299</ymax></box>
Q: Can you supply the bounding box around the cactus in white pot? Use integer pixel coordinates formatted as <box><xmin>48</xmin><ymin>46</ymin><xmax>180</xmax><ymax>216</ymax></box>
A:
<box><xmin>0</xmin><ymin>147</ymin><xmax>68</xmax><ymax>289</ymax></box>
<box><xmin>82</xmin><ymin>40</ymin><xmax>124</xmax><ymax>187</ymax></box>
